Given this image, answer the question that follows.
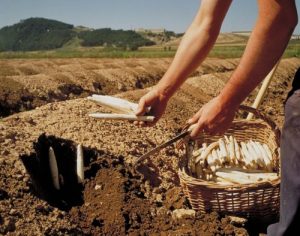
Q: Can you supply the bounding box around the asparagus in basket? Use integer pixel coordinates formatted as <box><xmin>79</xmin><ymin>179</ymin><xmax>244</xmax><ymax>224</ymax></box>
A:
<box><xmin>190</xmin><ymin>135</ymin><xmax>276</xmax><ymax>183</ymax></box>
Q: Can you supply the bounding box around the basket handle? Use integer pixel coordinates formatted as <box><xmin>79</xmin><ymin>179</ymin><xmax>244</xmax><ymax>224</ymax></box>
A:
<box><xmin>238</xmin><ymin>105</ymin><xmax>281</xmax><ymax>147</ymax></box>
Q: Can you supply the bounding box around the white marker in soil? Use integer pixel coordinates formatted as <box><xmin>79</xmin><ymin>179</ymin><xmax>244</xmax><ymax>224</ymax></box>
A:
<box><xmin>77</xmin><ymin>144</ymin><xmax>84</xmax><ymax>183</ymax></box>
<box><xmin>49</xmin><ymin>147</ymin><xmax>60</xmax><ymax>190</ymax></box>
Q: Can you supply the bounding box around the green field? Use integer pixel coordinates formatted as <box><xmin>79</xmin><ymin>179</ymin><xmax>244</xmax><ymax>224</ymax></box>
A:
<box><xmin>0</xmin><ymin>40</ymin><xmax>298</xmax><ymax>59</ymax></box>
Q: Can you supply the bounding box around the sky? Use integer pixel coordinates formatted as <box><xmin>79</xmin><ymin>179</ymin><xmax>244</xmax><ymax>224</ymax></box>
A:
<box><xmin>0</xmin><ymin>0</ymin><xmax>299</xmax><ymax>34</ymax></box>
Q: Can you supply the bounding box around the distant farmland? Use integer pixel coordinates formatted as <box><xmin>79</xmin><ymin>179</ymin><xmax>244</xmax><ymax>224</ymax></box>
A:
<box><xmin>0</xmin><ymin>38</ymin><xmax>298</xmax><ymax>59</ymax></box>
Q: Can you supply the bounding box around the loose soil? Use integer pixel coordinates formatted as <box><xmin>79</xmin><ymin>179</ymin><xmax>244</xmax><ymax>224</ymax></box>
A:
<box><xmin>0</xmin><ymin>58</ymin><xmax>238</xmax><ymax>118</ymax></box>
<box><xmin>0</xmin><ymin>58</ymin><xmax>299</xmax><ymax>235</ymax></box>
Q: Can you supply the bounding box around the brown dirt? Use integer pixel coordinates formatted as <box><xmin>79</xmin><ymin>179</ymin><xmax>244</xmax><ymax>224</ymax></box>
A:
<box><xmin>0</xmin><ymin>58</ymin><xmax>238</xmax><ymax>117</ymax></box>
<box><xmin>0</xmin><ymin>57</ymin><xmax>299</xmax><ymax>235</ymax></box>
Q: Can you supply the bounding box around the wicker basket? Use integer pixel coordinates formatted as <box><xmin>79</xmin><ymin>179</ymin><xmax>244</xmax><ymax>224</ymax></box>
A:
<box><xmin>178</xmin><ymin>105</ymin><xmax>281</xmax><ymax>218</ymax></box>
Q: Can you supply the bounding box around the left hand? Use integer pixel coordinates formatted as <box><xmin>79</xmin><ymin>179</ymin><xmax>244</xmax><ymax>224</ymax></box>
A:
<box><xmin>187</xmin><ymin>96</ymin><xmax>238</xmax><ymax>139</ymax></box>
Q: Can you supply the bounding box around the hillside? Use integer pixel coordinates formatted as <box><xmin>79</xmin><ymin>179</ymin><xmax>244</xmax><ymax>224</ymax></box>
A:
<box><xmin>78</xmin><ymin>28</ymin><xmax>155</xmax><ymax>50</ymax></box>
<box><xmin>0</xmin><ymin>18</ymin><xmax>75</xmax><ymax>51</ymax></box>
<box><xmin>0</xmin><ymin>18</ymin><xmax>160</xmax><ymax>52</ymax></box>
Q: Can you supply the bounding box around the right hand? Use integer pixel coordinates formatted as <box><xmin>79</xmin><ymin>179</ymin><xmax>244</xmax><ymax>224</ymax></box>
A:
<box><xmin>135</xmin><ymin>87</ymin><xmax>170</xmax><ymax>127</ymax></box>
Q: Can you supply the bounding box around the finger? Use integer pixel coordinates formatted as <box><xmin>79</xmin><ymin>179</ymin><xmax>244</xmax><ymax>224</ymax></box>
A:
<box><xmin>187</xmin><ymin>108</ymin><xmax>203</xmax><ymax>125</ymax></box>
<box><xmin>135</xmin><ymin>98</ymin><xmax>147</xmax><ymax>116</ymax></box>
<box><xmin>190</xmin><ymin>120</ymin><xmax>205</xmax><ymax>139</ymax></box>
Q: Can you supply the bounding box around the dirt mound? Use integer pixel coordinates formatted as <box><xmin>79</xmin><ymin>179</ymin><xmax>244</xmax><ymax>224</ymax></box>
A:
<box><xmin>0</xmin><ymin>58</ymin><xmax>299</xmax><ymax>235</ymax></box>
<box><xmin>0</xmin><ymin>58</ymin><xmax>239</xmax><ymax>117</ymax></box>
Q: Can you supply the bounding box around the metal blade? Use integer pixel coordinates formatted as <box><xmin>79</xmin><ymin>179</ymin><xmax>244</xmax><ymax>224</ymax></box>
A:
<box><xmin>133</xmin><ymin>130</ymin><xmax>189</xmax><ymax>166</ymax></box>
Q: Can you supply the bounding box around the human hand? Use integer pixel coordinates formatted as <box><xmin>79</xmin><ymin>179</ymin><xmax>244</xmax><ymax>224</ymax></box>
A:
<box><xmin>187</xmin><ymin>96</ymin><xmax>238</xmax><ymax>139</ymax></box>
<box><xmin>134</xmin><ymin>87</ymin><xmax>170</xmax><ymax>126</ymax></box>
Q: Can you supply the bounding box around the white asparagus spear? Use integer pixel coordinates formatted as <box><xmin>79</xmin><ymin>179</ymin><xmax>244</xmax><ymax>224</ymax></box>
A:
<box><xmin>207</xmin><ymin>173</ymin><xmax>213</xmax><ymax>181</ymax></box>
<box><xmin>216</xmin><ymin>149</ymin><xmax>225</xmax><ymax>166</ymax></box>
<box><xmin>246</xmin><ymin>141</ymin><xmax>257</xmax><ymax>160</ymax></box>
<box><xmin>88</xmin><ymin>95</ymin><xmax>137</xmax><ymax>114</ymax></box>
<box><xmin>77</xmin><ymin>144</ymin><xmax>84</xmax><ymax>184</ymax></box>
<box><xmin>215</xmin><ymin>171</ymin><xmax>252</xmax><ymax>184</ymax></box>
<box><xmin>218</xmin><ymin>138</ymin><xmax>228</xmax><ymax>163</ymax></box>
<box><xmin>195</xmin><ymin>141</ymin><xmax>219</xmax><ymax>164</ymax></box>
<box><xmin>249</xmin><ymin>140</ymin><xmax>265</xmax><ymax>168</ymax></box>
<box><xmin>89</xmin><ymin>113</ymin><xmax>155</xmax><ymax>122</ymax></box>
<box><xmin>49</xmin><ymin>147</ymin><xmax>60</xmax><ymax>190</ymax></box>
<box><xmin>233</xmin><ymin>137</ymin><xmax>242</xmax><ymax>164</ymax></box>
<box><xmin>256</xmin><ymin>142</ymin><xmax>273</xmax><ymax>171</ymax></box>
<box><xmin>212</xmin><ymin>149</ymin><xmax>222</xmax><ymax>167</ymax></box>
<box><xmin>245</xmin><ymin>141</ymin><xmax>260</xmax><ymax>169</ymax></box>
<box><xmin>192</xmin><ymin>146</ymin><xmax>205</xmax><ymax>173</ymax></box>
<box><xmin>192</xmin><ymin>146</ymin><xmax>203</xmax><ymax>158</ymax></box>
<box><xmin>89</xmin><ymin>94</ymin><xmax>151</xmax><ymax>114</ymax></box>
<box><xmin>263</xmin><ymin>144</ymin><xmax>273</xmax><ymax>162</ymax></box>
<box><xmin>239</xmin><ymin>147</ymin><xmax>247</xmax><ymax>169</ymax></box>
<box><xmin>193</xmin><ymin>144</ymin><xmax>207</xmax><ymax>168</ymax></box>
<box><xmin>240</xmin><ymin>142</ymin><xmax>254</xmax><ymax>168</ymax></box>
<box><xmin>224</xmin><ymin>135</ymin><xmax>230</xmax><ymax>144</ymax></box>
<box><xmin>216</xmin><ymin>170</ymin><xmax>278</xmax><ymax>184</ymax></box>
<box><xmin>215</xmin><ymin>177</ymin><xmax>235</xmax><ymax>185</ymax></box>
<box><xmin>229</xmin><ymin>136</ymin><xmax>237</xmax><ymax>165</ymax></box>
<box><xmin>207</xmin><ymin>154</ymin><xmax>217</xmax><ymax>172</ymax></box>
<box><xmin>215</xmin><ymin>168</ymin><xmax>278</xmax><ymax>185</ymax></box>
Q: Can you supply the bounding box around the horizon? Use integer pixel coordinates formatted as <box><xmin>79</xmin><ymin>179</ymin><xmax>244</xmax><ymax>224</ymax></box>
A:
<box><xmin>1</xmin><ymin>0</ymin><xmax>299</xmax><ymax>34</ymax></box>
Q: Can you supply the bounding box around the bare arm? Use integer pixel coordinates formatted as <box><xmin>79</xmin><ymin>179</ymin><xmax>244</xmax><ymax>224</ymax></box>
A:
<box><xmin>135</xmin><ymin>0</ymin><xmax>232</xmax><ymax>123</ymax></box>
<box><xmin>155</xmin><ymin>0</ymin><xmax>232</xmax><ymax>98</ymax></box>
<box><xmin>219</xmin><ymin>0</ymin><xmax>298</xmax><ymax>109</ymax></box>
<box><xmin>189</xmin><ymin>0</ymin><xmax>298</xmax><ymax>137</ymax></box>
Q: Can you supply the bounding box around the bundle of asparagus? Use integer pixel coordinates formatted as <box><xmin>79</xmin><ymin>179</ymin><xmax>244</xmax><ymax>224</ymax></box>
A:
<box><xmin>188</xmin><ymin>135</ymin><xmax>278</xmax><ymax>184</ymax></box>
<box><xmin>87</xmin><ymin>94</ymin><xmax>154</xmax><ymax>122</ymax></box>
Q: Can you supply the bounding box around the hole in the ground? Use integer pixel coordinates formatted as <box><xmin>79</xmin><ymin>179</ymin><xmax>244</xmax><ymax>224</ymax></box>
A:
<box><xmin>20</xmin><ymin>134</ymin><xmax>84</xmax><ymax>210</ymax></box>
<box><xmin>20</xmin><ymin>133</ymin><xmax>139</xmax><ymax>214</ymax></box>
<box><xmin>20</xmin><ymin>133</ymin><xmax>121</xmax><ymax>211</ymax></box>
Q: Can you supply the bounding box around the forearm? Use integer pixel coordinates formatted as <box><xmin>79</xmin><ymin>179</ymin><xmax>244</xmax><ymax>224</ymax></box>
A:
<box><xmin>156</xmin><ymin>25</ymin><xmax>217</xmax><ymax>98</ymax></box>
<box><xmin>156</xmin><ymin>0</ymin><xmax>232</xmax><ymax>98</ymax></box>
<box><xmin>219</xmin><ymin>0</ymin><xmax>298</xmax><ymax>109</ymax></box>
